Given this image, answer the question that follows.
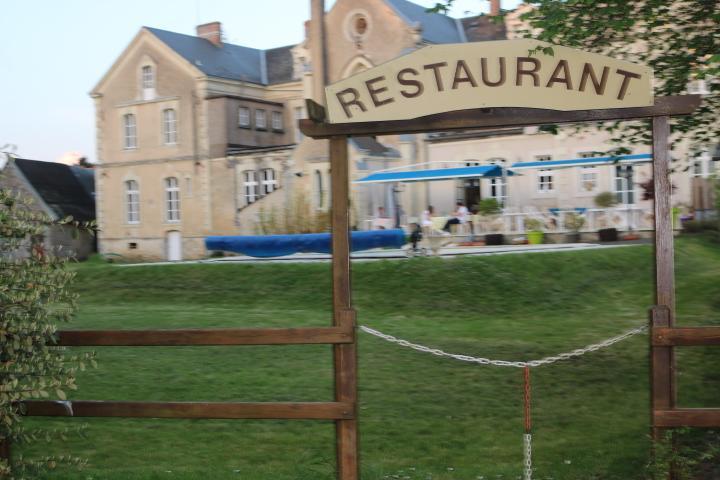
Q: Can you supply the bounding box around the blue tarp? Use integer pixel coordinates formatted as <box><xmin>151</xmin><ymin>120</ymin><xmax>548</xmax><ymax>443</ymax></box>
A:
<box><xmin>205</xmin><ymin>229</ymin><xmax>406</xmax><ymax>258</ymax></box>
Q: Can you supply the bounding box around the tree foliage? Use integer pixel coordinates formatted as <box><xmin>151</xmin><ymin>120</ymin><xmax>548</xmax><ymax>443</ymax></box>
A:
<box><xmin>0</xmin><ymin>183</ymin><xmax>95</xmax><ymax>478</ymax></box>
<box><xmin>431</xmin><ymin>1</ymin><xmax>719</xmax><ymax>163</ymax></box>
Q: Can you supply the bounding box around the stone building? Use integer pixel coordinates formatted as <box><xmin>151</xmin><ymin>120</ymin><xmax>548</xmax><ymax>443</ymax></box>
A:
<box><xmin>92</xmin><ymin>0</ymin><xmax>715</xmax><ymax>260</ymax></box>
<box><xmin>0</xmin><ymin>157</ymin><xmax>96</xmax><ymax>259</ymax></box>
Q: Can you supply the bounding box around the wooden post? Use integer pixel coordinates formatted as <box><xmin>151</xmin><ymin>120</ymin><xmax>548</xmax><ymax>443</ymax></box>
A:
<box><xmin>651</xmin><ymin>116</ymin><xmax>676</xmax><ymax>479</ymax></box>
<box><xmin>330</xmin><ymin>136</ymin><xmax>359</xmax><ymax>480</ymax></box>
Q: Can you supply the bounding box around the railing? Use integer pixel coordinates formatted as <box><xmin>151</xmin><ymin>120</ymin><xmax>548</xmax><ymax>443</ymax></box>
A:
<box><xmin>364</xmin><ymin>206</ymin><xmax>655</xmax><ymax>235</ymax></box>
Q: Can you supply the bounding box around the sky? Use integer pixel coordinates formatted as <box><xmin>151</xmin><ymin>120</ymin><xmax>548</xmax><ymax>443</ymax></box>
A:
<box><xmin>0</xmin><ymin>0</ymin><xmax>520</xmax><ymax>164</ymax></box>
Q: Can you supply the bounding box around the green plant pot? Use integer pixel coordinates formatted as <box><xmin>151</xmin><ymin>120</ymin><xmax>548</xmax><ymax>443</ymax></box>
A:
<box><xmin>527</xmin><ymin>230</ymin><xmax>544</xmax><ymax>245</ymax></box>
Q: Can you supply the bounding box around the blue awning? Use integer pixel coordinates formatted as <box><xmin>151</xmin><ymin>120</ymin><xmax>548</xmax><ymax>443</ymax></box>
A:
<box><xmin>355</xmin><ymin>165</ymin><xmax>511</xmax><ymax>184</ymax></box>
<box><xmin>511</xmin><ymin>153</ymin><xmax>652</xmax><ymax>170</ymax></box>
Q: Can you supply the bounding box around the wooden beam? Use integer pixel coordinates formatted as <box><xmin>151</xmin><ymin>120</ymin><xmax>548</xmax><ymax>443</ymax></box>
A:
<box><xmin>653</xmin><ymin>116</ymin><xmax>676</xmax><ymax>312</ymax></box>
<box><xmin>22</xmin><ymin>401</ymin><xmax>354</xmax><ymax>420</ymax></box>
<box><xmin>652</xmin><ymin>327</ymin><xmax>720</xmax><ymax>346</ymax></box>
<box><xmin>299</xmin><ymin>95</ymin><xmax>701</xmax><ymax>139</ymax></box>
<box><xmin>329</xmin><ymin>136</ymin><xmax>360</xmax><ymax>480</ymax></box>
<box><xmin>654</xmin><ymin>409</ymin><xmax>720</xmax><ymax>428</ymax></box>
<box><xmin>55</xmin><ymin>327</ymin><xmax>353</xmax><ymax>346</ymax></box>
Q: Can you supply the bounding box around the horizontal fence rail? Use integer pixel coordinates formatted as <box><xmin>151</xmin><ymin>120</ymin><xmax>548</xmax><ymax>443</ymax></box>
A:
<box><xmin>23</xmin><ymin>401</ymin><xmax>354</xmax><ymax>420</ymax></box>
<box><xmin>55</xmin><ymin>327</ymin><xmax>353</xmax><ymax>346</ymax></box>
<box><xmin>654</xmin><ymin>409</ymin><xmax>720</xmax><ymax>428</ymax></box>
<box><xmin>652</xmin><ymin>327</ymin><xmax>720</xmax><ymax>346</ymax></box>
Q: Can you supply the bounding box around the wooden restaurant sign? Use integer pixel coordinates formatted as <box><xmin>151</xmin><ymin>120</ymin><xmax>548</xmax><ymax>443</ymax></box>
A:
<box><xmin>325</xmin><ymin>40</ymin><xmax>653</xmax><ymax>124</ymax></box>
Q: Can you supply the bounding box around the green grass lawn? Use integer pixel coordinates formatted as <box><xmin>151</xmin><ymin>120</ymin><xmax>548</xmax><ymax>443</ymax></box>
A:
<box><xmin>22</xmin><ymin>237</ymin><xmax>720</xmax><ymax>479</ymax></box>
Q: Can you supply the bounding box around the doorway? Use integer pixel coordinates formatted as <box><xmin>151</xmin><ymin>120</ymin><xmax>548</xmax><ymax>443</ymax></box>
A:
<box><xmin>166</xmin><ymin>231</ymin><xmax>182</xmax><ymax>261</ymax></box>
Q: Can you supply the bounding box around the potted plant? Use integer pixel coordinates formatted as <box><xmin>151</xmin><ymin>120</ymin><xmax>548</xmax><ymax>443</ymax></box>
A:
<box><xmin>524</xmin><ymin>218</ymin><xmax>544</xmax><ymax>245</ymax></box>
<box><xmin>565</xmin><ymin>212</ymin><xmax>585</xmax><ymax>243</ymax></box>
<box><xmin>594</xmin><ymin>191</ymin><xmax>619</xmax><ymax>242</ymax></box>
<box><xmin>475</xmin><ymin>198</ymin><xmax>504</xmax><ymax>245</ymax></box>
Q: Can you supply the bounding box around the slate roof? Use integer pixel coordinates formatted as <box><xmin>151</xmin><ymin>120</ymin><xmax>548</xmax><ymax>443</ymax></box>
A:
<box><xmin>13</xmin><ymin>159</ymin><xmax>96</xmax><ymax>222</ymax></box>
<box><xmin>461</xmin><ymin>15</ymin><xmax>507</xmax><ymax>42</ymax></box>
<box><xmin>383</xmin><ymin>0</ymin><xmax>465</xmax><ymax>44</ymax></box>
<box><xmin>351</xmin><ymin>137</ymin><xmax>400</xmax><ymax>157</ymax></box>
<box><xmin>146</xmin><ymin>27</ymin><xmax>295</xmax><ymax>85</ymax></box>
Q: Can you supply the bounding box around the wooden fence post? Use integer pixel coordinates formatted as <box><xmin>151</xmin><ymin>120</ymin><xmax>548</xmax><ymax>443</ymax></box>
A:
<box><xmin>330</xmin><ymin>136</ymin><xmax>359</xmax><ymax>480</ymax></box>
<box><xmin>651</xmin><ymin>115</ymin><xmax>677</xmax><ymax>479</ymax></box>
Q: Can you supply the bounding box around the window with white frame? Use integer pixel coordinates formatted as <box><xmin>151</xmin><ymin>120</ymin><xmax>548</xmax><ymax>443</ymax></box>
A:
<box><xmin>255</xmin><ymin>109</ymin><xmax>267</xmax><ymax>130</ymax></box>
<box><xmin>165</xmin><ymin>177</ymin><xmax>181</xmax><ymax>222</ymax></box>
<box><xmin>262</xmin><ymin>168</ymin><xmax>277</xmax><ymax>194</ymax></box>
<box><xmin>125</xmin><ymin>180</ymin><xmax>140</xmax><ymax>224</ymax></box>
<box><xmin>141</xmin><ymin>65</ymin><xmax>155</xmax><ymax>100</ymax></box>
<box><xmin>535</xmin><ymin>155</ymin><xmax>554</xmax><ymax>193</ymax></box>
<box><xmin>579</xmin><ymin>167</ymin><xmax>598</xmax><ymax>192</ymax></box>
<box><xmin>163</xmin><ymin>109</ymin><xmax>177</xmax><ymax>145</ymax></box>
<box><xmin>294</xmin><ymin>106</ymin><xmax>304</xmax><ymax>143</ymax></box>
<box><xmin>486</xmin><ymin>158</ymin><xmax>507</xmax><ymax>204</ymax></box>
<box><xmin>142</xmin><ymin>66</ymin><xmax>154</xmax><ymax>89</ymax></box>
<box><xmin>614</xmin><ymin>165</ymin><xmax>635</xmax><ymax>204</ymax></box>
<box><xmin>243</xmin><ymin>170</ymin><xmax>259</xmax><ymax>205</ymax></box>
<box><xmin>238</xmin><ymin>107</ymin><xmax>250</xmax><ymax>128</ymax></box>
<box><xmin>271</xmin><ymin>111</ymin><xmax>283</xmax><ymax>131</ymax></box>
<box><xmin>314</xmin><ymin>169</ymin><xmax>324</xmax><ymax>209</ymax></box>
<box><xmin>123</xmin><ymin>114</ymin><xmax>137</xmax><ymax>149</ymax></box>
<box><xmin>692</xmin><ymin>160</ymin><xmax>704</xmax><ymax>177</ymax></box>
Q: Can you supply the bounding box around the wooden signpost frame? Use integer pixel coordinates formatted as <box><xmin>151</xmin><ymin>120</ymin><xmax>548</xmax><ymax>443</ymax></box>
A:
<box><xmin>6</xmin><ymin>93</ymin><xmax>719</xmax><ymax>480</ymax></box>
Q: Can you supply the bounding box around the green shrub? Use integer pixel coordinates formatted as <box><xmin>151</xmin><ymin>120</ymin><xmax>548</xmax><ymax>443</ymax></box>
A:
<box><xmin>594</xmin><ymin>191</ymin><xmax>619</xmax><ymax>208</ymax></box>
<box><xmin>0</xmin><ymin>186</ymin><xmax>95</xmax><ymax>478</ymax></box>
<box><xmin>475</xmin><ymin>198</ymin><xmax>502</xmax><ymax>216</ymax></box>
<box><xmin>565</xmin><ymin>212</ymin><xmax>586</xmax><ymax>232</ymax></box>
<box><xmin>682</xmin><ymin>220</ymin><xmax>719</xmax><ymax>233</ymax></box>
<box><xmin>524</xmin><ymin>218</ymin><xmax>544</xmax><ymax>232</ymax></box>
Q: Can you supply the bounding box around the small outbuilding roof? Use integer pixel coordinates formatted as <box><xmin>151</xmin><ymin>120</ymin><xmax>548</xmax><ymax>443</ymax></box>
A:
<box><xmin>13</xmin><ymin>158</ymin><xmax>96</xmax><ymax>222</ymax></box>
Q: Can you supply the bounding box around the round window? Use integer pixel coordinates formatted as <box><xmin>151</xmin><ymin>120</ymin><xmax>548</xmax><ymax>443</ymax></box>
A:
<box><xmin>353</xmin><ymin>15</ymin><xmax>368</xmax><ymax>36</ymax></box>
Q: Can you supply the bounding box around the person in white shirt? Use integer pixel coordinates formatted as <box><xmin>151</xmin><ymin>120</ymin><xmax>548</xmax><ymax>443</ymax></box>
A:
<box><xmin>421</xmin><ymin>205</ymin><xmax>434</xmax><ymax>227</ymax></box>
<box><xmin>443</xmin><ymin>201</ymin><xmax>468</xmax><ymax>232</ymax></box>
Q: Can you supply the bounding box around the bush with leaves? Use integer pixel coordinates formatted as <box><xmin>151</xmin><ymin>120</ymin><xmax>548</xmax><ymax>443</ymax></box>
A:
<box><xmin>0</xmin><ymin>186</ymin><xmax>96</xmax><ymax>478</ymax></box>
<box><xmin>475</xmin><ymin>198</ymin><xmax>502</xmax><ymax>216</ymax></box>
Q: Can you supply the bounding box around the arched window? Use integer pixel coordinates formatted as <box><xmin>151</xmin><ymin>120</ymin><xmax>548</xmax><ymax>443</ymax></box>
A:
<box><xmin>165</xmin><ymin>177</ymin><xmax>180</xmax><ymax>222</ymax></box>
<box><xmin>123</xmin><ymin>114</ymin><xmax>137</xmax><ymax>149</ymax></box>
<box><xmin>243</xmin><ymin>170</ymin><xmax>258</xmax><ymax>205</ymax></box>
<box><xmin>125</xmin><ymin>180</ymin><xmax>140</xmax><ymax>223</ymax></box>
<box><xmin>141</xmin><ymin>65</ymin><xmax>155</xmax><ymax>100</ymax></box>
<box><xmin>313</xmin><ymin>169</ymin><xmax>324</xmax><ymax>209</ymax></box>
<box><xmin>163</xmin><ymin>109</ymin><xmax>177</xmax><ymax>145</ymax></box>
<box><xmin>262</xmin><ymin>168</ymin><xmax>277</xmax><ymax>194</ymax></box>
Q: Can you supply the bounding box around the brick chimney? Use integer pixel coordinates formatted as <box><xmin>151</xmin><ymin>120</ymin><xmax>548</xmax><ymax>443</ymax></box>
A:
<box><xmin>197</xmin><ymin>21</ymin><xmax>222</xmax><ymax>46</ymax></box>
<box><xmin>489</xmin><ymin>0</ymin><xmax>501</xmax><ymax>16</ymax></box>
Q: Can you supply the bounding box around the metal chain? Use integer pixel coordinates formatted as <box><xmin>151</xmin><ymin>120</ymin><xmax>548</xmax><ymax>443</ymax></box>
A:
<box><xmin>523</xmin><ymin>433</ymin><xmax>532</xmax><ymax>480</ymax></box>
<box><xmin>359</xmin><ymin>324</ymin><xmax>647</xmax><ymax>368</ymax></box>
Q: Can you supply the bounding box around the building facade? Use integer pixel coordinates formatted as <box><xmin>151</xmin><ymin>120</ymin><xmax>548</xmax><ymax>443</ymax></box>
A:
<box><xmin>92</xmin><ymin>0</ymin><xmax>715</xmax><ymax>260</ymax></box>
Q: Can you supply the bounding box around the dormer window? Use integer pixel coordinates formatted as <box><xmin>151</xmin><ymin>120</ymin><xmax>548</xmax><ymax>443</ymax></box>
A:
<box><xmin>141</xmin><ymin>65</ymin><xmax>155</xmax><ymax>100</ymax></box>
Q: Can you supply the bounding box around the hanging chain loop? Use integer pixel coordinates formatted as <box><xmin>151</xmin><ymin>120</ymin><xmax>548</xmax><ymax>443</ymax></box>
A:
<box><xmin>359</xmin><ymin>324</ymin><xmax>647</xmax><ymax>368</ymax></box>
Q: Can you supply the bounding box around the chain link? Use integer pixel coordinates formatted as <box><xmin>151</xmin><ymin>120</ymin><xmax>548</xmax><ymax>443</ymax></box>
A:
<box><xmin>523</xmin><ymin>433</ymin><xmax>532</xmax><ymax>480</ymax></box>
<box><xmin>359</xmin><ymin>324</ymin><xmax>647</xmax><ymax>368</ymax></box>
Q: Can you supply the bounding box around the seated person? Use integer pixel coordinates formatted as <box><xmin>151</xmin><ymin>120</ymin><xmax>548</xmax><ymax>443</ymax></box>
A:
<box><xmin>443</xmin><ymin>201</ymin><xmax>469</xmax><ymax>232</ymax></box>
